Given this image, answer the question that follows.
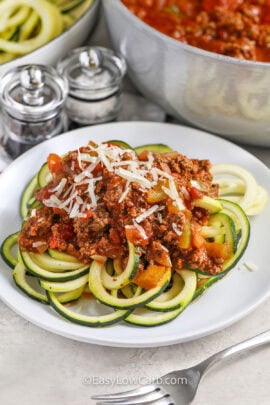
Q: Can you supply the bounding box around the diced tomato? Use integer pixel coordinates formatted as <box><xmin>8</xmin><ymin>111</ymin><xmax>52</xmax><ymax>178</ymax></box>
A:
<box><xmin>125</xmin><ymin>226</ymin><xmax>149</xmax><ymax>247</ymax></box>
<box><xmin>174</xmin><ymin>0</ymin><xmax>198</xmax><ymax>16</ymax></box>
<box><xmin>35</xmin><ymin>186</ymin><xmax>52</xmax><ymax>201</ymax></box>
<box><xmin>261</xmin><ymin>6</ymin><xmax>270</xmax><ymax>24</ymax></box>
<box><xmin>189</xmin><ymin>187</ymin><xmax>204</xmax><ymax>200</ymax></box>
<box><xmin>205</xmin><ymin>242</ymin><xmax>232</xmax><ymax>260</ymax></box>
<box><xmin>202</xmin><ymin>215</ymin><xmax>209</xmax><ymax>225</ymax></box>
<box><xmin>48</xmin><ymin>236</ymin><xmax>61</xmax><ymax>250</ymax></box>
<box><xmin>109</xmin><ymin>228</ymin><xmax>121</xmax><ymax>245</ymax></box>
<box><xmin>92</xmin><ymin>163</ymin><xmax>102</xmax><ymax>176</ymax></box>
<box><xmin>47</xmin><ymin>153</ymin><xmax>63</xmax><ymax>174</ymax></box>
<box><xmin>133</xmin><ymin>265</ymin><xmax>170</xmax><ymax>290</ymax></box>
<box><xmin>83</xmin><ymin>210</ymin><xmax>94</xmax><ymax>219</ymax></box>
<box><xmin>52</xmin><ymin>207</ymin><xmax>66</xmax><ymax>215</ymax></box>
<box><xmin>202</xmin><ymin>0</ymin><xmax>241</xmax><ymax>12</ymax></box>
<box><xmin>192</xmin><ymin>232</ymin><xmax>206</xmax><ymax>249</ymax></box>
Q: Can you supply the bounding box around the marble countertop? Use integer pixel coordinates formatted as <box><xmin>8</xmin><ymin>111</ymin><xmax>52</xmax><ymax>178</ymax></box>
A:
<box><xmin>0</xmin><ymin>14</ymin><xmax>269</xmax><ymax>405</ymax></box>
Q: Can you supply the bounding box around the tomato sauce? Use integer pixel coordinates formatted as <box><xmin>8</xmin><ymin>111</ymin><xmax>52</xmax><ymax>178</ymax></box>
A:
<box><xmin>18</xmin><ymin>142</ymin><xmax>225</xmax><ymax>275</ymax></box>
<box><xmin>122</xmin><ymin>0</ymin><xmax>270</xmax><ymax>61</ymax></box>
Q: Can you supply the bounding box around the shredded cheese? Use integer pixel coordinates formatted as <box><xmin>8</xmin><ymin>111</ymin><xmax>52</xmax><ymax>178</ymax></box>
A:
<box><xmin>115</xmin><ymin>168</ymin><xmax>153</xmax><ymax>188</ymax></box>
<box><xmin>30</xmin><ymin>209</ymin><xmax>36</xmax><ymax>217</ymax></box>
<box><xmin>79</xmin><ymin>153</ymin><xmax>96</xmax><ymax>163</ymax></box>
<box><xmin>135</xmin><ymin>205</ymin><xmax>160</xmax><ymax>223</ymax></box>
<box><xmin>77</xmin><ymin>148</ymin><xmax>83</xmax><ymax>170</ymax></box>
<box><xmin>49</xmin><ymin>178</ymin><xmax>67</xmax><ymax>196</ymax></box>
<box><xmin>152</xmin><ymin>167</ymin><xmax>173</xmax><ymax>180</ymax></box>
<box><xmin>243</xmin><ymin>261</ymin><xmax>258</xmax><ymax>272</ymax></box>
<box><xmin>62</xmin><ymin>184</ymin><xmax>73</xmax><ymax>199</ymax></box>
<box><xmin>190</xmin><ymin>180</ymin><xmax>202</xmax><ymax>190</ymax></box>
<box><xmin>41</xmin><ymin>142</ymin><xmax>189</xmax><ymax>220</ymax></box>
<box><xmin>32</xmin><ymin>241</ymin><xmax>47</xmax><ymax>248</ymax></box>
<box><xmin>172</xmin><ymin>223</ymin><xmax>183</xmax><ymax>236</ymax></box>
<box><xmin>162</xmin><ymin>179</ymin><xmax>186</xmax><ymax>211</ymax></box>
<box><xmin>132</xmin><ymin>220</ymin><xmax>148</xmax><ymax>240</ymax></box>
<box><xmin>119</xmin><ymin>181</ymin><xmax>131</xmax><ymax>203</ymax></box>
<box><xmin>43</xmin><ymin>194</ymin><xmax>62</xmax><ymax>208</ymax></box>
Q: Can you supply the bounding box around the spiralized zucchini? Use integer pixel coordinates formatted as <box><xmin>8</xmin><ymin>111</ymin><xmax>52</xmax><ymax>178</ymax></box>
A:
<box><xmin>0</xmin><ymin>0</ymin><xmax>93</xmax><ymax>64</ymax></box>
<box><xmin>0</xmin><ymin>141</ymin><xmax>261</xmax><ymax>328</ymax></box>
<box><xmin>212</xmin><ymin>164</ymin><xmax>268</xmax><ymax>216</ymax></box>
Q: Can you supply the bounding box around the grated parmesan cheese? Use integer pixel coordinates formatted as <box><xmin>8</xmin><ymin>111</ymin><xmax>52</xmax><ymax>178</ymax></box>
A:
<box><xmin>135</xmin><ymin>205</ymin><xmax>160</xmax><ymax>223</ymax></box>
<box><xmin>132</xmin><ymin>220</ymin><xmax>148</xmax><ymax>240</ymax></box>
<box><xmin>49</xmin><ymin>178</ymin><xmax>67</xmax><ymax>196</ymax></box>
<box><xmin>69</xmin><ymin>202</ymin><xmax>80</xmax><ymax>218</ymax></box>
<box><xmin>62</xmin><ymin>184</ymin><xmax>73</xmax><ymax>199</ymax></box>
<box><xmin>79</xmin><ymin>153</ymin><xmax>97</xmax><ymax>163</ymax></box>
<box><xmin>162</xmin><ymin>180</ymin><xmax>186</xmax><ymax>211</ymax></box>
<box><xmin>41</xmin><ymin>142</ymin><xmax>189</xmax><ymax>220</ymax></box>
<box><xmin>172</xmin><ymin>223</ymin><xmax>183</xmax><ymax>236</ymax></box>
<box><xmin>191</xmin><ymin>180</ymin><xmax>202</xmax><ymax>190</ymax></box>
<box><xmin>43</xmin><ymin>194</ymin><xmax>62</xmax><ymax>208</ymax></box>
<box><xmin>115</xmin><ymin>168</ymin><xmax>153</xmax><ymax>188</ymax></box>
<box><xmin>152</xmin><ymin>167</ymin><xmax>173</xmax><ymax>180</ymax></box>
<box><xmin>32</xmin><ymin>241</ymin><xmax>47</xmax><ymax>248</ymax></box>
<box><xmin>243</xmin><ymin>261</ymin><xmax>258</xmax><ymax>272</ymax></box>
<box><xmin>119</xmin><ymin>181</ymin><xmax>131</xmax><ymax>203</ymax></box>
<box><xmin>157</xmin><ymin>213</ymin><xmax>163</xmax><ymax>224</ymax></box>
<box><xmin>77</xmin><ymin>148</ymin><xmax>83</xmax><ymax>170</ymax></box>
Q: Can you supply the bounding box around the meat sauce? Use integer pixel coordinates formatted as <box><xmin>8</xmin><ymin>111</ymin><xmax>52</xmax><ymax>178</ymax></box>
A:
<box><xmin>18</xmin><ymin>142</ymin><xmax>225</xmax><ymax>275</ymax></box>
<box><xmin>122</xmin><ymin>0</ymin><xmax>270</xmax><ymax>61</ymax></box>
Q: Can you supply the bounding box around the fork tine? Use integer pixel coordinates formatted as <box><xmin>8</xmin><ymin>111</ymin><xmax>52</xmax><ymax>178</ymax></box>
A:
<box><xmin>92</xmin><ymin>385</ymin><xmax>157</xmax><ymax>400</ymax></box>
<box><xmin>95</xmin><ymin>389</ymin><xmax>169</xmax><ymax>405</ymax></box>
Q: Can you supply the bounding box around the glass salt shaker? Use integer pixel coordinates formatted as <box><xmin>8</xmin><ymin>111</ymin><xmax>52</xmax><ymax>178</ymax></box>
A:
<box><xmin>57</xmin><ymin>46</ymin><xmax>127</xmax><ymax>125</ymax></box>
<box><xmin>0</xmin><ymin>64</ymin><xmax>68</xmax><ymax>159</ymax></box>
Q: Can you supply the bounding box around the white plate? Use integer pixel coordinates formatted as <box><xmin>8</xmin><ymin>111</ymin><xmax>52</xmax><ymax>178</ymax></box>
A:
<box><xmin>0</xmin><ymin>122</ymin><xmax>269</xmax><ymax>347</ymax></box>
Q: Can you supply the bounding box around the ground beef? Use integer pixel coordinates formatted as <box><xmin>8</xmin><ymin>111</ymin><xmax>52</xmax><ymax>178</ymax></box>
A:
<box><xmin>123</xmin><ymin>0</ymin><xmax>270</xmax><ymax>62</ymax></box>
<box><xmin>18</xmin><ymin>144</ymin><xmax>223</xmax><ymax>274</ymax></box>
<box><xmin>187</xmin><ymin>247</ymin><xmax>225</xmax><ymax>275</ymax></box>
<box><xmin>18</xmin><ymin>207</ymin><xmax>53</xmax><ymax>253</ymax></box>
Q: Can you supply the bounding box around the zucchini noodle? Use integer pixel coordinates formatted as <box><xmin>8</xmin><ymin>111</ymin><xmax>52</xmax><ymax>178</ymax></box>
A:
<box><xmin>212</xmin><ymin>164</ymin><xmax>268</xmax><ymax>216</ymax></box>
<box><xmin>1</xmin><ymin>141</ymin><xmax>261</xmax><ymax>328</ymax></box>
<box><xmin>0</xmin><ymin>0</ymin><xmax>94</xmax><ymax>64</ymax></box>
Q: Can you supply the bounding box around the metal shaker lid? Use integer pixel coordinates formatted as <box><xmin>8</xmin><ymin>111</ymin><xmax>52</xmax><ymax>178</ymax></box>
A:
<box><xmin>0</xmin><ymin>65</ymin><xmax>68</xmax><ymax>121</ymax></box>
<box><xmin>57</xmin><ymin>46</ymin><xmax>126</xmax><ymax>100</ymax></box>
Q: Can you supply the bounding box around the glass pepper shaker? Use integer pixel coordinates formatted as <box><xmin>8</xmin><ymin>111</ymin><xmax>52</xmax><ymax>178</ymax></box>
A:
<box><xmin>57</xmin><ymin>46</ymin><xmax>127</xmax><ymax>125</ymax></box>
<box><xmin>0</xmin><ymin>64</ymin><xmax>68</xmax><ymax>159</ymax></box>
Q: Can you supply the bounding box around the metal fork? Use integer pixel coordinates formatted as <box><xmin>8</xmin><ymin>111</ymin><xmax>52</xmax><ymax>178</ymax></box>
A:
<box><xmin>92</xmin><ymin>330</ymin><xmax>270</xmax><ymax>405</ymax></box>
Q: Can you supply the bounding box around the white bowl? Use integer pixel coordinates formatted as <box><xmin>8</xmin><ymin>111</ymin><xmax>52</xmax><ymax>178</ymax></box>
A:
<box><xmin>103</xmin><ymin>0</ymin><xmax>270</xmax><ymax>146</ymax></box>
<box><xmin>0</xmin><ymin>0</ymin><xmax>100</xmax><ymax>76</ymax></box>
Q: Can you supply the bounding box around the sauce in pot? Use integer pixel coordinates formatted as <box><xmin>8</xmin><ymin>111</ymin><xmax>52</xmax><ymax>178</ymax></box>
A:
<box><xmin>122</xmin><ymin>0</ymin><xmax>270</xmax><ymax>61</ymax></box>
